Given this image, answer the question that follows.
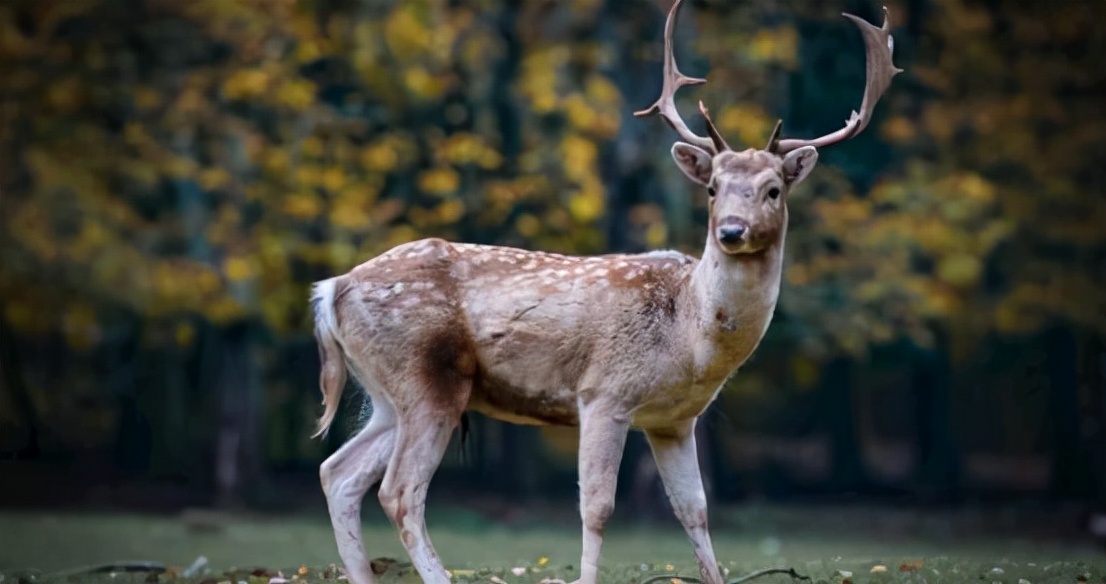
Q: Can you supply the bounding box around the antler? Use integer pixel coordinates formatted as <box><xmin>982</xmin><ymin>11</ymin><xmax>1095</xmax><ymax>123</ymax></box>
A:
<box><xmin>771</xmin><ymin>7</ymin><xmax>903</xmax><ymax>154</ymax></box>
<box><xmin>634</xmin><ymin>0</ymin><xmax>729</xmax><ymax>154</ymax></box>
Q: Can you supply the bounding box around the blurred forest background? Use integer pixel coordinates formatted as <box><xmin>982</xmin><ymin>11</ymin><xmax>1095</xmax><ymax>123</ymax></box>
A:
<box><xmin>0</xmin><ymin>0</ymin><xmax>1104</xmax><ymax>529</ymax></box>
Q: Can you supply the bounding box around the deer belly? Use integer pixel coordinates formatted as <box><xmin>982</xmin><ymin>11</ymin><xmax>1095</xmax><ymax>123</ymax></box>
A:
<box><xmin>467</xmin><ymin>372</ymin><xmax>579</xmax><ymax>427</ymax></box>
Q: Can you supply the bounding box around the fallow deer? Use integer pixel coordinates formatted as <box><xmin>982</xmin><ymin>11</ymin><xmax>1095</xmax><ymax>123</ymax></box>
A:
<box><xmin>313</xmin><ymin>1</ymin><xmax>900</xmax><ymax>582</ymax></box>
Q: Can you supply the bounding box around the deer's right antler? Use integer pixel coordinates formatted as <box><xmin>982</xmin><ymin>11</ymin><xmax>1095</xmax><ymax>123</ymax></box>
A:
<box><xmin>634</xmin><ymin>0</ymin><xmax>729</xmax><ymax>155</ymax></box>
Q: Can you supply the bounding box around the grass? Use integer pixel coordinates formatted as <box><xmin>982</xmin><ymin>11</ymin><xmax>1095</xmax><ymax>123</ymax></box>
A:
<box><xmin>0</xmin><ymin>504</ymin><xmax>1102</xmax><ymax>583</ymax></box>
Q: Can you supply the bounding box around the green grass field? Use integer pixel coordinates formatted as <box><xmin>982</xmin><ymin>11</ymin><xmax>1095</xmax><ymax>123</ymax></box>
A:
<box><xmin>0</xmin><ymin>504</ymin><xmax>1102</xmax><ymax>583</ymax></box>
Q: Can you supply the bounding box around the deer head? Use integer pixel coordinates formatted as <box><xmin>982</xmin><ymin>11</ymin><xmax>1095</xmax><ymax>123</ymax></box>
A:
<box><xmin>635</xmin><ymin>0</ymin><xmax>902</xmax><ymax>257</ymax></box>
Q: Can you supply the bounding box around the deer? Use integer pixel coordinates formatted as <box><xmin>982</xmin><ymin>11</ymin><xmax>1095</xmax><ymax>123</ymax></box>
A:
<box><xmin>312</xmin><ymin>1</ymin><xmax>900</xmax><ymax>583</ymax></box>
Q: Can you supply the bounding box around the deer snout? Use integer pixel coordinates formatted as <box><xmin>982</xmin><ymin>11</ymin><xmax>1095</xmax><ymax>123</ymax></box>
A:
<box><xmin>716</xmin><ymin>219</ymin><xmax>748</xmax><ymax>246</ymax></box>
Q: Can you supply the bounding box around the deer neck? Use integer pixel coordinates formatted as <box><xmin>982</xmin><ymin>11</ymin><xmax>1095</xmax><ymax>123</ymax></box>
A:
<box><xmin>685</xmin><ymin>236</ymin><xmax>785</xmax><ymax>358</ymax></box>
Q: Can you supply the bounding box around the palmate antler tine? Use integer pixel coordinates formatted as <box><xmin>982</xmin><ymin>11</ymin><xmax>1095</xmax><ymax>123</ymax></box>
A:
<box><xmin>773</xmin><ymin>6</ymin><xmax>903</xmax><ymax>154</ymax></box>
<box><xmin>633</xmin><ymin>0</ymin><xmax>724</xmax><ymax>153</ymax></box>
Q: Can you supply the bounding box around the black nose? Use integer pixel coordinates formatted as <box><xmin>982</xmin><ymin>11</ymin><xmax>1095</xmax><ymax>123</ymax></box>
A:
<box><xmin>717</xmin><ymin>223</ymin><xmax>747</xmax><ymax>245</ymax></box>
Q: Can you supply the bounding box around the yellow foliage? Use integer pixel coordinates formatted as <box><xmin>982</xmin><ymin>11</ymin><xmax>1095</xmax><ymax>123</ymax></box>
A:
<box><xmin>360</xmin><ymin>139</ymin><xmax>407</xmax><ymax>173</ymax></box>
<box><xmin>63</xmin><ymin>304</ymin><xmax>100</xmax><ymax>351</ymax></box>
<box><xmin>748</xmin><ymin>26</ymin><xmax>798</xmax><ymax>68</ymax></box>
<box><xmin>516</xmin><ymin>214</ymin><xmax>541</xmax><ymax>238</ymax></box>
<box><xmin>645</xmin><ymin>222</ymin><xmax>667</xmax><ymax>248</ymax></box>
<box><xmin>561</xmin><ymin>134</ymin><xmax>597</xmax><ymax>182</ymax></box>
<box><xmin>282</xmin><ymin>193</ymin><xmax>322</xmax><ymax>219</ymax></box>
<box><xmin>164</xmin><ymin>156</ymin><xmax>198</xmax><ymax>180</ymax></box>
<box><xmin>222</xmin><ymin>69</ymin><xmax>270</xmax><ymax>99</ymax></box>
<box><xmin>435</xmin><ymin>199</ymin><xmax>465</xmax><ymax>224</ymax></box>
<box><xmin>880</xmin><ymin>116</ymin><xmax>917</xmax><ymax>143</ymax></box>
<box><xmin>301</xmin><ymin>136</ymin><xmax>325</xmax><ymax>158</ymax></box>
<box><xmin>198</xmin><ymin>168</ymin><xmax>231</xmax><ymax>191</ymax></box>
<box><xmin>439</xmin><ymin>133</ymin><xmax>502</xmax><ymax>169</ymax></box>
<box><xmin>791</xmin><ymin>355</ymin><xmax>820</xmax><ymax>390</ymax></box>
<box><xmin>274</xmin><ymin>78</ymin><xmax>316</xmax><ymax>110</ymax></box>
<box><xmin>3</xmin><ymin>299</ymin><xmax>46</xmax><ymax>335</ymax></box>
<box><xmin>937</xmin><ymin>253</ymin><xmax>981</xmax><ymax>288</ymax></box>
<box><xmin>321</xmin><ymin>167</ymin><xmax>346</xmax><ymax>192</ymax></box>
<box><xmin>384</xmin><ymin>6</ymin><xmax>433</xmax><ymax>60</ymax></box>
<box><xmin>224</xmin><ymin>256</ymin><xmax>257</xmax><ymax>282</ymax></box>
<box><xmin>403</xmin><ymin>66</ymin><xmax>446</xmax><ymax>101</ymax></box>
<box><xmin>47</xmin><ymin>77</ymin><xmax>84</xmax><ymax>112</ymax></box>
<box><xmin>263</xmin><ymin>148</ymin><xmax>290</xmax><ymax>175</ymax></box>
<box><xmin>718</xmin><ymin>103</ymin><xmax>772</xmax><ymax>150</ymax></box>
<box><xmin>418</xmin><ymin>167</ymin><xmax>461</xmax><ymax>196</ymax></box>
<box><xmin>175</xmin><ymin>322</ymin><xmax>196</xmax><ymax>347</ymax></box>
<box><xmin>568</xmin><ymin>183</ymin><xmax>604</xmax><ymax>224</ymax></box>
<box><xmin>133</xmin><ymin>87</ymin><xmax>162</xmax><ymax>111</ymax></box>
<box><xmin>564</xmin><ymin>93</ymin><xmax>597</xmax><ymax>131</ymax></box>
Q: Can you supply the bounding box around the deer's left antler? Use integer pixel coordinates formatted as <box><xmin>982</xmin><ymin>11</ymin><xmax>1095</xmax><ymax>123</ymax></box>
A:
<box><xmin>770</xmin><ymin>7</ymin><xmax>903</xmax><ymax>154</ymax></box>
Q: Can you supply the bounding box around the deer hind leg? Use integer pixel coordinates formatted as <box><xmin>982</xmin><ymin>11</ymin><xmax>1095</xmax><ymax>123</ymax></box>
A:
<box><xmin>575</xmin><ymin>405</ymin><xmax>631</xmax><ymax>584</ymax></box>
<box><xmin>320</xmin><ymin>396</ymin><xmax>397</xmax><ymax>584</ymax></box>
<box><xmin>645</xmin><ymin>420</ymin><xmax>723</xmax><ymax>584</ymax></box>
<box><xmin>377</xmin><ymin>380</ymin><xmax>470</xmax><ymax>584</ymax></box>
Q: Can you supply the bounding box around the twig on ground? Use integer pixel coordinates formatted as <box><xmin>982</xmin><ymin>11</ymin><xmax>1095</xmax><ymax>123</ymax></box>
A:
<box><xmin>637</xmin><ymin>566</ymin><xmax>811</xmax><ymax>584</ymax></box>
<box><xmin>728</xmin><ymin>567</ymin><xmax>812</xmax><ymax>583</ymax></box>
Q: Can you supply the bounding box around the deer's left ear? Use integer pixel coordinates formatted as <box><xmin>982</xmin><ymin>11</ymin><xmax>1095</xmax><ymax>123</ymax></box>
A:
<box><xmin>781</xmin><ymin>146</ymin><xmax>818</xmax><ymax>186</ymax></box>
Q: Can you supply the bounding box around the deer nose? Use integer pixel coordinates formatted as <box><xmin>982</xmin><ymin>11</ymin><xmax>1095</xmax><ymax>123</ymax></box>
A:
<box><xmin>717</xmin><ymin>222</ymin><xmax>748</xmax><ymax>245</ymax></box>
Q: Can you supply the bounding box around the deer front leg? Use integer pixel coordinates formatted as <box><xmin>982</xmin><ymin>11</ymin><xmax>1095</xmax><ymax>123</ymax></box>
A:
<box><xmin>646</xmin><ymin>420</ymin><xmax>724</xmax><ymax>584</ymax></box>
<box><xmin>575</xmin><ymin>406</ymin><xmax>630</xmax><ymax>584</ymax></box>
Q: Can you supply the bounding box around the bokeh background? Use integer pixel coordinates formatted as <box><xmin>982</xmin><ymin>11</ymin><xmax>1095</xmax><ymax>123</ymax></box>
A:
<box><xmin>1</xmin><ymin>0</ymin><xmax>1104</xmax><ymax>571</ymax></box>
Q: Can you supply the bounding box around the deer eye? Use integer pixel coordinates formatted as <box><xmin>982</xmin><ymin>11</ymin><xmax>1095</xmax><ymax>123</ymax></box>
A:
<box><xmin>767</xmin><ymin>186</ymin><xmax>781</xmax><ymax>199</ymax></box>
<box><xmin>707</xmin><ymin>186</ymin><xmax>716</xmax><ymax>197</ymax></box>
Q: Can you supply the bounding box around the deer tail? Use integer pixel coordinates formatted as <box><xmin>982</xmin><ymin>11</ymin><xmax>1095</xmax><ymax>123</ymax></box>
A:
<box><xmin>311</xmin><ymin>276</ymin><xmax>348</xmax><ymax>439</ymax></box>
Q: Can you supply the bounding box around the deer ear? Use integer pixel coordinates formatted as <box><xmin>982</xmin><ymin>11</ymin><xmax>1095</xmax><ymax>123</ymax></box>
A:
<box><xmin>781</xmin><ymin>145</ymin><xmax>818</xmax><ymax>185</ymax></box>
<box><xmin>671</xmin><ymin>142</ymin><xmax>713</xmax><ymax>187</ymax></box>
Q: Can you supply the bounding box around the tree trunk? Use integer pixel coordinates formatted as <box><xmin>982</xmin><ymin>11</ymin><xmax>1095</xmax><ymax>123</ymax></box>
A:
<box><xmin>212</xmin><ymin>321</ymin><xmax>265</xmax><ymax>508</ymax></box>
<box><xmin>913</xmin><ymin>334</ymin><xmax>959</xmax><ymax>499</ymax></box>
<box><xmin>820</xmin><ymin>357</ymin><xmax>867</xmax><ymax>491</ymax></box>
<box><xmin>1046</xmin><ymin>327</ymin><xmax>1091</xmax><ymax>499</ymax></box>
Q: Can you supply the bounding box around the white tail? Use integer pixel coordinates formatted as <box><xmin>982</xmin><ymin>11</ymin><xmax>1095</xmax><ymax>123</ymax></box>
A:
<box><xmin>311</xmin><ymin>277</ymin><xmax>346</xmax><ymax>438</ymax></box>
<box><xmin>315</xmin><ymin>2</ymin><xmax>900</xmax><ymax>583</ymax></box>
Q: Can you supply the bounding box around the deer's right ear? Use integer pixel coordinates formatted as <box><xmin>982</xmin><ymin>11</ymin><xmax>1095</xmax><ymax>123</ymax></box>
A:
<box><xmin>671</xmin><ymin>142</ymin><xmax>713</xmax><ymax>187</ymax></box>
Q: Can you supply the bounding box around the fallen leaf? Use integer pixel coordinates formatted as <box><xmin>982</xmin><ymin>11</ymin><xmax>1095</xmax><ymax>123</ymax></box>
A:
<box><xmin>870</xmin><ymin>565</ymin><xmax>887</xmax><ymax>573</ymax></box>
<box><xmin>511</xmin><ymin>567</ymin><xmax>527</xmax><ymax>576</ymax></box>
<box><xmin>899</xmin><ymin>560</ymin><xmax>924</xmax><ymax>572</ymax></box>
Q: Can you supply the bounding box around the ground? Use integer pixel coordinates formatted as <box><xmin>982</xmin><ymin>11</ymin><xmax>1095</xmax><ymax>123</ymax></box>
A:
<box><xmin>0</xmin><ymin>503</ymin><xmax>1102</xmax><ymax>583</ymax></box>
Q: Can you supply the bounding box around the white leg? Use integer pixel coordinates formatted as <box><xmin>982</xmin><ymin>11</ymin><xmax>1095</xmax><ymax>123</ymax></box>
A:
<box><xmin>646</xmin><ymin>420</ymin><xmax>723</xmax><ymax>584</ymax></box>
<box><xmin>320</xmin><ymin>403</ymin><xmax>397</xmax><ymax>584</ymax></box>
<box><xmin>575</xmin><ymin>408</ymin><xmax>630</xmax><ymax>584</ymax></box>
<box><xmin>377</xmin><ymin>408</ymin><xmax>458</xmax><ymax>584</ymax></box>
